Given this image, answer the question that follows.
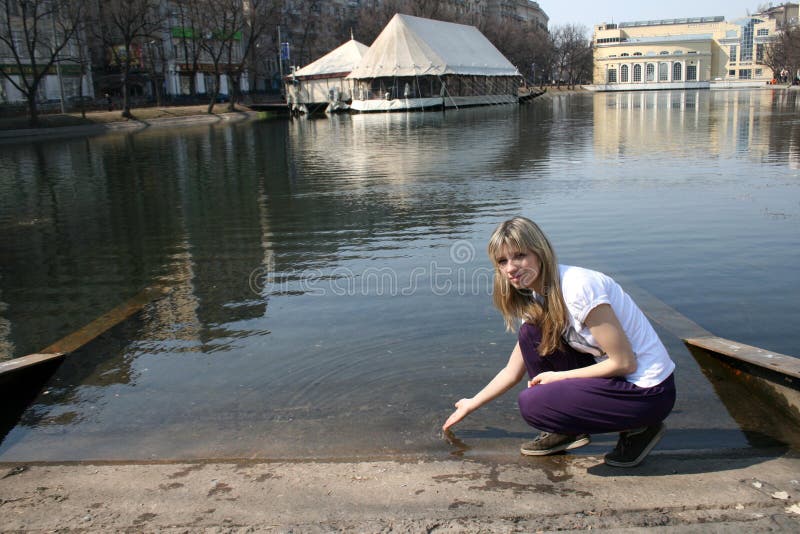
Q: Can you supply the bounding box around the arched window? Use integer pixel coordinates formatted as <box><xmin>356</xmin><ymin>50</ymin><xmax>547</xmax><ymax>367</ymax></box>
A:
<box><xmin>621</xmin><ymin>64</ymin><xmax>629</xmax><ymax>82</ymax></box>
<box><xmin>633</xmin><ymin>64</ymin><xmax>643</xmax><ymax>82</ymax></box>
<box><xmin>621</xmin><ymin>52</ymin><xmax>630</xmax><ymax>57</ymax></box>
<box><xmin>659</xmin><ymin>51</ymin><xmax>670</xmax><ymax>55</ymax></box>
<box><xmin>646</xmin><ymin>63</ymin><xmax>655</xmax><ymax>81</ymax></box>
<box><xmin>659</xmin><ymin>63</ymin><xmax>669</xmax><ymax>81</ymax></box>
<box><xmin>633</xmin><ymin>52</ymin><xmax>643</xmax><ymax>56</ymax></box>
<box><xmin>672</xmin><ymin>62</ymin><xmax>682</xmax><ymax>81</ymax></box>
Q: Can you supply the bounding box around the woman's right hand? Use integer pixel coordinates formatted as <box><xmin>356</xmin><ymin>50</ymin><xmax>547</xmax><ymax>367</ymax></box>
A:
<box><xmin>442</xmin><ymin>342</ymin><xmax>527</xmax><ymax>433</ymax></box>
<box><xmin>442</xmin><ymin>398</ymin><xmax>477</xmax><ymax>431</ymax></box>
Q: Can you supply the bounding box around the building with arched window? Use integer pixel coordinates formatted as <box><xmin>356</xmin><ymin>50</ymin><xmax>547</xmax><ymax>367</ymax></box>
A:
<box><xmin>589</xmin><ymin>4</ymin><xmax>798</xmax><ymax>91</ymax></box>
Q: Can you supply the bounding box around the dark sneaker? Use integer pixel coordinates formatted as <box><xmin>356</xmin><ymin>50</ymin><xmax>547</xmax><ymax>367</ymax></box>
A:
<box><xmin>604</xmin><ymin>423</ymin><xmax>666</xmax><ymax>467</ymax></box>
<box><xmin>520</xmin><ymin>432</ymin><xmax>590</xmax><ymax>456</ymax></box>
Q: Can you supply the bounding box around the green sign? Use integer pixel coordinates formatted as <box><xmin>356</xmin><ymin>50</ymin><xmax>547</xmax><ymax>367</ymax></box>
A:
<box><xmin>171</xmin><ymin>27</ymin><xmax>196</xmax><ymax>39</ymax></box>
<box><xmin>171</xmin><ymin>27</ymin><xmax>242</xmax><ymax>41</ymax></box>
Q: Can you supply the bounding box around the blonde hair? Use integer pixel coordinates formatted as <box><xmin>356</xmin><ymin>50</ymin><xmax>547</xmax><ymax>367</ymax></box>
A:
<box><xmin>487</xmin><ymin>217</ymin><xmax>568</xmax><ymax>356</ymax></box>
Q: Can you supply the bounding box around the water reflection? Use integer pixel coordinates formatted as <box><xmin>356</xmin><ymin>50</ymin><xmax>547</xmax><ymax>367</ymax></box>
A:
<box><xmin>0</xmin><ymin>91</ymin><xmax>798</xmax><ymax>461</ymax></box>
<box><xmin>594</xmin><ymin>89</ymin><xmax>800</xmax><ymax>166</ymax></box>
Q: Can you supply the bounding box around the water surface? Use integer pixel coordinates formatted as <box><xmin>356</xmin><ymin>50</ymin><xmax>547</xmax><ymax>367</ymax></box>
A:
<box><xmin>1</xmin><ymin>89</ymin><xmax>798</xmax><ymax>461</ymax></box>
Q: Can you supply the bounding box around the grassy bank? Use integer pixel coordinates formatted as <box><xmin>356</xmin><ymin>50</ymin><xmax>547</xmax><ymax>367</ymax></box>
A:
<box><xmin>0</xmin><ymin>104</ymin><xmax>253</xmax><ymax>131</ymax></box>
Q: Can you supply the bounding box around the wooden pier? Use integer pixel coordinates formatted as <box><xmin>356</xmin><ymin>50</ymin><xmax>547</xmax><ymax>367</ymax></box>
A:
<box><xmin>684</xmin><ymin>335</ymin><xmax>800</xmax><ymax>423</ymax></box>
<box><xmin>248</xmin><ymin>102</ymin><xmax>291</xmax><ymax>118</ymax></box>
<box><xmin>0</xmin><ymin>285</ymin><xmax>171</xmax><ymax>438</ymax></box>
<box><xmin>0</xmin><ymin>285</ymin><xmax>170</xmax><ymax>381</ymax></box>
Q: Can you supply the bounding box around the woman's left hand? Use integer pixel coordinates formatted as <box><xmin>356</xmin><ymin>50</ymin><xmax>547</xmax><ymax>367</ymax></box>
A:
<box><xmin>528</xmin><ymin>371</ymin><xmax>565</xmax><ymax>387</ymax></box>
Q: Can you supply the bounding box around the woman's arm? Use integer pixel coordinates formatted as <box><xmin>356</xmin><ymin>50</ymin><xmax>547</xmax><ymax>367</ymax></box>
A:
<box><xmin>528</xmin><ymin>303</ymin><xmax>637</xmax><ymax>386</ymax></box>
<box><xmin>442</xmin><ymin>341</ymin><xmax>527</xmax><ymax>431</ymax></box>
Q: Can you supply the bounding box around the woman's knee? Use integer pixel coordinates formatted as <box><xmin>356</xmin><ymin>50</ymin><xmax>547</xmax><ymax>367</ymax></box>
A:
<box><xmin>518</xmin><ymin>385</ymin><xmax>556</xmax><ymax>429</ymax></box>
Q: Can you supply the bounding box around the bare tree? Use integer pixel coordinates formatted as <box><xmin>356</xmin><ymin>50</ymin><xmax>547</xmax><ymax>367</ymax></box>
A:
<box><xmin>479</xmin><ymin>15</ymin><xmax>553</xmax><ymax>86</ymax></box>
<box><xmin>0</xmin><ymin>0</ymin><xmax>83</xmax><ymax>126</ymax></box>
<box><xmin>280</xmin><ymin>0</ymin><xmax>332</xmax><ymax>69</ymax></box>
<box><xmin>141</xmin><ymin>36</ymin><xmax>165</xmax><ymax>106</ymax></box>
<box><xmin>353</xmin><ymin>1</ymin><xmax>398</xmax><ymax>45</ymax></box>
<box><xmin>353</xmin><ymin>0</ymin><xmax>457</xmax><ymax>45</ymax></box>
<box><xmin>172</xmin><ymin>0</ymin><xmax>201</xmax><ymax>97</ymax></box>
<box><xmin>94</xmin><ymin>0</ymin><xmax>161</xmax><ymax>118</ymax></box>
<box><xmin>188</xmin><ymin>0</ymin><xmax>243</xmax><ymax>114</ymax></box>
<box><xmin>765</xmin><ymin>25</ymin><xmax>800</xmax><ymax>84</ymax></box>
<box><xmin>64</xmin><ymin>0</ymin><xmax>91</xmax><ymax>117</ymax></box>
<box><xmin>551</xmin><ymin>24</ymin><xmax>592</xmax><ymax>87</ymax></box>
<box><xmin>224</xmin><ymin>0</ymin><xmax>280</xmax><ymax>110</ymax></box>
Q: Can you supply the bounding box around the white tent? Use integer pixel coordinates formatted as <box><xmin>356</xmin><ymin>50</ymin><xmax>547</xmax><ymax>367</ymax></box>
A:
<box><xmin>286</xmin><ymin>39</ymin><xmax>369</xmax><ymax>113</ymax></box>
<box><xmin>347</xmin><ymin>14</ymin><xmax>520</xmax><ymax>79</ymax></box>
<box><xmin>293</xmin><ymin>39</ymin><xmax>369</xmax><ymax>79</ymax></box>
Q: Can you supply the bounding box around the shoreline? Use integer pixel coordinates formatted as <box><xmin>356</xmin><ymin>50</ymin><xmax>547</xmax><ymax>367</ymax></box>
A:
<box><xmin>1</xmin><ymin>451</ymin><xmax>798</xmax><ymax>531</ymax></box>
<box><xmin>2</xmin><ymin>84</ymin><xmax>793</xmax><ymax>143</ymax></box>
<box><xmin>0</xmin><ymin>107</ymin><xmax>264</xmax><ymax>144</ymax></box>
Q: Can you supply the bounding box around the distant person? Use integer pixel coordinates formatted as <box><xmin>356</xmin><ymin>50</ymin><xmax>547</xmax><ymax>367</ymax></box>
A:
<box><xmin>443</xmin><ymin>217</ymin><xmax>676</xmax><ymax>467</ymax></box>
<box><xmin>105</xmin><ymin>92</ymin><xmax>112</xmax><ymax>111</ymax></box>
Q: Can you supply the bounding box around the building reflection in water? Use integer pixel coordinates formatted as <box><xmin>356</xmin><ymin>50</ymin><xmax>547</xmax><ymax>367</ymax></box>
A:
<box><xmin>593</xmin><ymin>89</ymin><xmax>800</xmax><ymax>167</ymax></box>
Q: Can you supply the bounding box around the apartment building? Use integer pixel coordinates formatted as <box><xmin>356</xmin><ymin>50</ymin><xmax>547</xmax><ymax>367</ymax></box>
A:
<box><xmin>486</xmin><ymin>1</ymin><xmax>548</xmax><ymax>30</ymax></box>
<box><xmin>0</xmin><ymin>2</ymin><xmax>93</xmax><ymax>105</ymax></box>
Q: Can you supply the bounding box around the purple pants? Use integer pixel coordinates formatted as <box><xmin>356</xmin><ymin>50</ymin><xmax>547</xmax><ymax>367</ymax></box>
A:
<box><xmin>517</xmin><ymin>323</ymin><xmax>676</xmax><ymax>435</ymax></box>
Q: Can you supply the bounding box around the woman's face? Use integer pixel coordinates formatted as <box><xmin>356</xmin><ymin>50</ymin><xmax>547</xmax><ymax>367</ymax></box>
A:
<box><xmin>495</xmin><ymin>245</ymin><xmax>542</xmax><ymax>291</ymax></box>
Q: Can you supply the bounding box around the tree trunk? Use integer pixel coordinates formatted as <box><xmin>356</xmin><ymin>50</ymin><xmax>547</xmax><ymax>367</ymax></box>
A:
<box><xmin>227</xmin><ymin>73</ymin><xmax>239</xmax><ymax>112</ymax></box>
<box><xmin>121</xmin><ymin>67</ymin><xmax>132</xmax><ymax>118</ymax></box>
<box><xmin>27</xmin><ymin>96</ymin><xmax>40</xmax><ymax>128</ymax></box>
<box><xmin>154</xmin><ymin>76</ymin><xmax>162</xmax><ymax>106</ymax></box>
<box><xmin>79</xmin><ymin>78</ymin><xmax>86</xmax><ymax>119</ymax></box>
<box><xmin>207</xmin><ymin>72</ymin><xmax>220</xmax><ymax>114</ymax></box>
<box><xmin>189</xmin><ymin>65</ymin><xmax>198</xmax><ymax>96</ymax></box>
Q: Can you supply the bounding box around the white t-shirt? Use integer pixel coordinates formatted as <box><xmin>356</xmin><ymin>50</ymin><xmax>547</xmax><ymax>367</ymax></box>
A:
<box><xmin>552</xmin><ymin>265</ymin><xmax>675</xmax><ymax>388</ymax></box>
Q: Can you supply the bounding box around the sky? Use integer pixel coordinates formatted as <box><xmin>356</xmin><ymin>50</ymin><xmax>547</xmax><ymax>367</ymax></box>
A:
<box><xmin>541</xmin><ymin>1</ymin><xmax>770</xmax><ymax>30</ymax></box>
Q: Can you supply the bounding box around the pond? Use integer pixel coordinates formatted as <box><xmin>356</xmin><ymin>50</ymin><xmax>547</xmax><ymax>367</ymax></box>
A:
<box><xmin>0</xmin><ymin>89</ymin><xmax>798</xmax><ymax>461</ymax></box>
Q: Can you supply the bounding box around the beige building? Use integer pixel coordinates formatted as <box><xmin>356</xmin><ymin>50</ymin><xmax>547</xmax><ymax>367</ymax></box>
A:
<box><xmin>591</xmin><ymin>4</ymin><xmax>798</xmax><ymax>90</ymax></box>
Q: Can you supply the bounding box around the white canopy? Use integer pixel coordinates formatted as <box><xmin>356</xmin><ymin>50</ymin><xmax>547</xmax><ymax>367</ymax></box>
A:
<box><xmin>348</xmin><ymin>14</ymin><xmax>520</xmax><ymax>79</ymax></box>
<box><xmin>293</xmin><ymin>39</ymin><xmax>369</xmax><ymax>79</ymax></box>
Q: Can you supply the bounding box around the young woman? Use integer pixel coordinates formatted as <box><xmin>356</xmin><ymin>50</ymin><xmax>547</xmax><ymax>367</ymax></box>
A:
<box><xmin>442</xmin><ymin>217</ymin><xmax>676</xmax><ymax>467</ymax></box>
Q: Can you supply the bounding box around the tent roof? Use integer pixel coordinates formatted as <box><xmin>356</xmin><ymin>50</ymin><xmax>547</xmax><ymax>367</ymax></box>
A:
<box><xmin>293</xmin><ymin>39</ymin><xmax>369</xmax><ymax>78</ymax></box>
<box><xmin>348</xmin><ymin>14</ymin><xmax>520</xmax><ymax>79</ymax></box>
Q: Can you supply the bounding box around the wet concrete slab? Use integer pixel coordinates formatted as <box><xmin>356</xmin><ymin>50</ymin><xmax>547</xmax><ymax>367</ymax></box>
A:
<box><xmin>1</xmin><ymin>451</ymin><xmax>799</xmax><ymax>531</ymax></box>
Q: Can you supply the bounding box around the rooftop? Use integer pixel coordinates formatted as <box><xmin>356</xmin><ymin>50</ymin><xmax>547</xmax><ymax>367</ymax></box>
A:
<box><xmin>619</xmin><ymin>16</ymin><xmax>724</xmax><ymax>28</ymax></box>
<box><xmin>625</xmin><ymin>34</ymin><xmax>714</xmax><ymax>44</ymax></box>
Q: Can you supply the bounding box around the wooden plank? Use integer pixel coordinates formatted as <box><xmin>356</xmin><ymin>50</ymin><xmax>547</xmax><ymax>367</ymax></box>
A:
<box><xmin>39</xmin><ymin>285</ymin><xmax>170</xmax><ymax>355</ymax></box>
<box><xmin>684</xmin><ymin>335</ymin><xmax>800</xmax><ymax>380</ymax></box>
<box><xmin>0</xmin><ymin>352</ymin><xmax>65</xmax><ymax>375</ymax></box>
<box><xmin>0</xmin><ymin>285</ymin><xmax>170</xmax><ymax>378</ymax></box>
